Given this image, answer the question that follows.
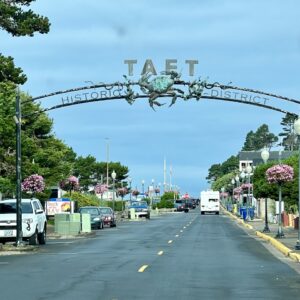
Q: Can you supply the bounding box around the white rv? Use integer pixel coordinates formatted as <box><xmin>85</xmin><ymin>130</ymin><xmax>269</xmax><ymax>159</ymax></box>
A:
<box><xmin>200</xmin><ymin>191</ymin><xmax>220</xmax><ymax>215</ymax></box>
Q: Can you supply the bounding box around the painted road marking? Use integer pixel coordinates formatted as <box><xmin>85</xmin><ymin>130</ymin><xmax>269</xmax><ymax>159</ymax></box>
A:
<box><xmin>180</xmin><ymin>230</ymin><xmax>183</xmax><ymax>233</ymax></box>
<box><xmin>183</xmin><ymin>226</ymin><xmax>186</xmax><ymax>229</ymax></box>
<box><xmin>0</xmin><ymin>262</ymin><xmax>9</xmax><ymax>265</ymax></box>
<box><xmin>158</xmin><ymin>251</ymin><xmax>164</xmax><ymax>256</ymax></box>
<box><xmin>175</xmin><ymin>234</ymin><xmax>179</xmax><ymax>237</ymax></box>
<box><xmin>168</xmin><ymin>240</ymin><xmax>173</xmax><ymax>244</ymax></box>
<box><xmin>138</xmin><ymin>265</ymin><xmax>148</xmax><ymax>272</ymax></box>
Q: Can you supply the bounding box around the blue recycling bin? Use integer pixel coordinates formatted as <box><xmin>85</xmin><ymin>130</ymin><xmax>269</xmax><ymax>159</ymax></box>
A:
<box><xmin>241</xmin><ymin>207</ymin><xmax>247</xmax><ymax>221</ymax></box>
<box><xmin>248</xmin><ymin>207</ymin><xmax>255</xmax><ymax>220</ymax></box>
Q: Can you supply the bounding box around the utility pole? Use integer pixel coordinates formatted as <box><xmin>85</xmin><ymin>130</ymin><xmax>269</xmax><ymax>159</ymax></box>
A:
<box><xmin>105</xmin><ymin>138</ymin><xmax>109</xmax><ymax>187</ymax></box>
<box><xmin>15</xmin><ymin>89</ymin><xmax>23</xmax><ymax>246</ymax></box>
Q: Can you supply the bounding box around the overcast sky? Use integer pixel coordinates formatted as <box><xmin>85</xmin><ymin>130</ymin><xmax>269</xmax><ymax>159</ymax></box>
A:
<box><xmin>2</xmin><ymin>0</ymin><xmax>300</xmax><ymax>196</ymax></box>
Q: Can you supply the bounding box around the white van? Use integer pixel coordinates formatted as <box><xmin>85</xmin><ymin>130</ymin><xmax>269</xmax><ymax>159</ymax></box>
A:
<box><xmin>0</xmin><ymin>198</ymin><xmax>47</xmax><ymax>245</ymax></box>
<box><xmin>200</xmin><ymin>191</ymin><xmax>220</xmax><ymax>215</ymax></box>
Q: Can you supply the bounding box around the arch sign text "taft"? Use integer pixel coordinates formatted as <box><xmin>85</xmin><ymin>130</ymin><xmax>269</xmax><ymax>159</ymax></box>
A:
<box><xmin>124</xmin><ymin>59</ymin><xmax>198</xmax><ymax>76</ymax></box>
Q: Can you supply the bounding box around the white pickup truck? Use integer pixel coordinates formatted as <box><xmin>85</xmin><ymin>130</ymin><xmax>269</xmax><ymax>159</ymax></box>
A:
<box><xmin>0</xmin><ymin>198</ymin><xmax>47</xmax><ymax>245</ymax></box>
<box><xmin>200</xmin><ymin>191</ymin><xmax>220</xmax><ymax>215</ymax></box>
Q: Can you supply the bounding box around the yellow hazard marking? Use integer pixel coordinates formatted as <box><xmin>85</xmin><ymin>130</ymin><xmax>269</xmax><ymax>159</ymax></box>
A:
<box><xmin>138</xmin><ymin>265</ymin><xmax>148</xmax><ymax>272</ymax></box>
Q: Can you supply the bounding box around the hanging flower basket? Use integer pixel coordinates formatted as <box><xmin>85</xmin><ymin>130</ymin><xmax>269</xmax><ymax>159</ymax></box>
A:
<box><xmin>132</xmin><ymin>190</ymin><xmax>140</xmax><ymax>196</ymax></box>
<box><xmin>94</xmin><ymin>184</ymin><xmax>108</xmax><ymax>195</ymax></box>
<box><xmin>233</xmin><ymin>187</ymin><xmax>242</xmax><ymax>195</ymax></box>
<box><xmin>266</xmin><ymin>164</ymin><xmax>294</xmax><ymax>184</ymax></box>
<box><xmin>240</xmin><ymin>183</ymin><xmax>253</xmax><ymax>190</ymax></box>
<box><xmin>117</xmin><ymin>187</ymin><xmax>128</xmax><ymax>198</ymax></box>
<box><xmin>21</xmin><ymin>174</ymin><xmax>45</xmax><ymax>194</ymax></box>
<box><xmin>60</xmin><ymin>175</ymin><xmax>80</xmax><ymax>192</ymax></box>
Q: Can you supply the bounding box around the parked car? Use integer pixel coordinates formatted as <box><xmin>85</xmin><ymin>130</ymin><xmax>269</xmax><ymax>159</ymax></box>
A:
<box><xmin>78</xmin><ymin>206</ymin><xmax>104</xmax><ymax>229</ymax></box>
<box><xmin>0</xmin><ymin>198</ymin><xmax>47</xmax><ymax>245</ymax></box>
<box><xmin>98</xmin><ymin>207</ymin><xmax>116</xmax><ymax>227</ymax></box>
<box><xmin>128</xmin><ymin>201</ymin><xmax>150</xmax><ymax>219</ymax></box>
<box><xmin>186</xmin><ymin>199</ymin><xmax>196</xmax><ymax>209</ymax></box>
<box><xmin>174</xmin><ymin>199</ymin><xmax>189</xmax><ymax>212</ymax></box>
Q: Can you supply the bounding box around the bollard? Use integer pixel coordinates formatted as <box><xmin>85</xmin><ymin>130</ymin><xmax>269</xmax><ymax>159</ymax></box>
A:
<box><xmin>130</xmin><ymin>208</ymin><xmax>136</xmax><ymax>220</ymax></box>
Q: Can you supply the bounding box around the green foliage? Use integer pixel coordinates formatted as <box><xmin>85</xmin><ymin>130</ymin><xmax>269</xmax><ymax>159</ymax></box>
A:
<box><xmin>0</xmin><ymin>54</ymin><xmax>27</xmax><ymax>84</ymax></box>
<box><xmin>253</xmin><ymin>154</ymin><xmax>299</xmax><ymax>209</ymax></box>
<box><xmin>212</xmin><ymin>172</ymin><xmax>236</xmax><ymax>192</ymax></box>
<box><xmin>279</xmin><ymin>113</ymin><xmax>298</xmax><ymax>151</ymax></box>
<box><xmin>0</xmin><ymin>83</ymin><xmax>76</xmax><ymax>196</ymax></box>
<box><xmin>68</xmin><ymin>192</ymin><xmax>99</xmax><ymax>208</ymax></box>
<box><xmin>0</xmin><ymin>0</ymin><xmax>50</xmax><ymax>85</ymax></box>
<box><xmin>161</xmin><ymin>191</ymin><xmax>178</xmax><ymax>201</ymax></box>
<box><xmin>242</xmin><ymin>124</ymin><xmax>278</xmax><ymax>150</ymax></box>
<box><xmin>156</xmin><ymin>199</ymin><xmax>174</xmax><ymax>209</ymax></box>
<box><xmin>206</xmin><ymin>156</ymin><xmax>238</xmax><ymax>181</ymax></box>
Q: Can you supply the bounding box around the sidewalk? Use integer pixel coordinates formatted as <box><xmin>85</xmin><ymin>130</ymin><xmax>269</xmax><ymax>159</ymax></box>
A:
<box><xmin>221</xmin><ymin>207</ymin><xmax>300</xmax><ymax>263</ymax></box>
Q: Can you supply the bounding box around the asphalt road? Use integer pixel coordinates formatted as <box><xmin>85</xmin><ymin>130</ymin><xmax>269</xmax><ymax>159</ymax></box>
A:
<box><xmin>0</xmin><ymin>210</ymin><xmax>300</xmax><ymax>300</ymax></box>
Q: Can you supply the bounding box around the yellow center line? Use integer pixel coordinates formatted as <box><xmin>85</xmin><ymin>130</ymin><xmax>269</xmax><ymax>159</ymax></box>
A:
<box><xmin>138</xmin><ymin>265</ymin><xmax>148</xmax><ymax>273</ymax></box>
<box><xmin>168</xmin><ymin>240</ymin><xmax>173</xmax><ymax>244</ymax></box>
<box><xmin>158</xmin><ymin>251</ymin><xmax>164</xmax><ymax>256</ymax></box>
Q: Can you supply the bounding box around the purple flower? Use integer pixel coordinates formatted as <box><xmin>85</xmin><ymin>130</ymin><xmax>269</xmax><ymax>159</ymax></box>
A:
<box><xmin>21</xmin><ymin>174</ymin><xmax>45</xmax><ymax>193</ymax></box>
<box><xmin>60</xmin><ymin>175</ymin><xmax>80</xmax><ymax>191</ymax></box>
<box><xmin>94</xmin><ymin>184</ymin><xmax>108</xmax><ymax>194</ymax></box>
<box><xmin>266</xmin><ymin>164</ymin><xmax>294</xmax><ymax>184</ymax></box>
<box><xmin>240</xmin><ymin>183</ymin><xmax>253</xmax><ymax>190</ymax></box>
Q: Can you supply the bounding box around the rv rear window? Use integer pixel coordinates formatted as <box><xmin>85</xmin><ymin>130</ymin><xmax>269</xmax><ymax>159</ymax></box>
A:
<box><xmin>209</xmin><ymin>199</ymin><xmax>218</xmax><ymax>202</ymax></box>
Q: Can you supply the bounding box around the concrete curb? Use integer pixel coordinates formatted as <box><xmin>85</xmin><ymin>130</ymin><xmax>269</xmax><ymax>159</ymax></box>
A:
<box><xmin>221</xmin><ymin>206</ymin><xmax>300</xmax><ymax>263</ymax></box>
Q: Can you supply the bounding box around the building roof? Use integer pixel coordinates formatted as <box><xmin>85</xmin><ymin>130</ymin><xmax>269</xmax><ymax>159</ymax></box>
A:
<box><xmin>238</xmin><ymin>151</ymin><xmax>295</xmax><ymax>165</ymax></box>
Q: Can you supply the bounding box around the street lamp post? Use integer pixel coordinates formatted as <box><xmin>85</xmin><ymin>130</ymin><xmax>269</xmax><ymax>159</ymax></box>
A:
<box><xmin>128</xmin><ymin>177</ymin><xmax>132</xmax><ymax>202</ymax></box>
<box><xmin>294</xmin><ymin>117</ymin><xmax>300</xmax><ymax>249</ymax></box>
<box><xmin>221</xmin><ymin>187</ymin><xmax>225</xmax><ymax>206</ymax></box>
<box><xmin>246</xmin><ymin>165</ymin><xmax>252</xmax><ymax>220</ymax></box>
<box><xmin>235</xmin><ymin>175</ymin><xmax>240</xmax><ymax>207</ymax></box>
<box><xmin>15</xmin><ymin>91</ymin><xmax>23</xmax><ymax>246</ymax></box>
<box><xmin>151</xmin><ymin>179</ymin><xmax>155</xmax><ymax>209</ymax></box>
<box><xmin>231</xmin><ymin>178</ymin><xmax>235</xmax><ymax>210</ymax></box>
<box><xmin>261</xmin><ymin>147</ymin><xmax>270</xmax><ymax>233</ymax></box>
<box><xmin>111</xmin><ymin>170</ymin><xmax>116</xmax><ymax>211</ymax></box>
<box><xmin>142</xmin><ymin>180</ymin><xmax>145</xmax><ymax>197</ymax></box>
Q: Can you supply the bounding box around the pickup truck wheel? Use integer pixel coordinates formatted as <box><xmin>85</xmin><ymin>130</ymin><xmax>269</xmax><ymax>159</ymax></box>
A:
<box><xmin>29</xmin><ymin>230</ymin><xmax>38</xmax><ymax>245</ymax></box>
<box><xmin>38</xmin><ymin>227</ymin><xmax>46</xmax><ymax>245</ymax></box>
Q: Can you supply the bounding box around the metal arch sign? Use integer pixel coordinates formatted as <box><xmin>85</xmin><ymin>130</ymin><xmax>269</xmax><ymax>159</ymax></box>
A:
<box><xmin>25</xmin><ymin>59</ymin><xmax>300</xmax><ymax>117</ymax></box>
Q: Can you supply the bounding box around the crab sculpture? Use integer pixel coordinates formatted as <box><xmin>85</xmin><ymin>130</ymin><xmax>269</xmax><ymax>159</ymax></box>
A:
<box><xmin>138</xmin><ymin>71</ymin><xmax>184</xmax><ymax>109</ymax></box>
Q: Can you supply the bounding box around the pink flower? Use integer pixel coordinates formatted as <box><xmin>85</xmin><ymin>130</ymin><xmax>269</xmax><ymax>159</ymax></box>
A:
<box><xmin>94</xmin><ymin>184</ymin><xmax>108</xmax><ymax>194</ymax></box>
<box><xmin>22</xmin><ymin>174</ymin><xmax>45</xmax><ymax>193</ymax></box>
<box><xmin>240</xmin><ymin>183</ymin><xmax>253</xmax><ymax>190</ymax></box>
<box><xmin>266</xmin><ymin>164</ymin><xmax>294</xmax><ymax>184</ymax></box>
<box><xmin>60</xmin><ymin>176</ymin><xmax>80</xmax><ymax>191</ymax></box>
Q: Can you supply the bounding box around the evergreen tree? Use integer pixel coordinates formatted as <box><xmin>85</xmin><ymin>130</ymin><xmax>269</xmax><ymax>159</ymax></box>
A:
<box><xmin>242</xmin><ymin>124</ymin><xmax>278</xmax><ymax>150</ymax></box>
<box><xmin>279</xmin><ymin>113</ymin><xmax>298</xmax><ymax>151</ymax></box>
<box><xmin>0</xmin><ymin>0</ymin><xmax>50</xmax><ymax>84</ymax></box>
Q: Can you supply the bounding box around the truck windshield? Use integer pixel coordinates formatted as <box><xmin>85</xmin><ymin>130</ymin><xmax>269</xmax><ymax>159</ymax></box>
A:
<box><xmin>209</xmin><ymin>199</ymin><xmax>218</xmax><ymax>202</ymax></box>
<box><xmin>0</xmin><ymin>202</ymin><xmax>33</xmax><ymax>214</ymax></box>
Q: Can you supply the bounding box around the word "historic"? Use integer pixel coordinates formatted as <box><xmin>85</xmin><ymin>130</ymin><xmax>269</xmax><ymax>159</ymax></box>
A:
<box><xmin>124</xmin><ymin>59</ymin><xmax>198</xmax><ymax>76</ymax></box>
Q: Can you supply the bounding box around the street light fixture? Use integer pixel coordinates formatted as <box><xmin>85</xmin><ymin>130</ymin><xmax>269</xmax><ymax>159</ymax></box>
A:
<box><xmin>294</xmin><ymin>117</ymin><xmax>300</xmax><ymax>249</ymax></box>
<box><xmin>111</xmin><ymin>170</ymin><xmax>116</xmax><ymax>211</ymax></box>
<box><xmin>142</xmin><ymin>179</ymin><xmax>145</xmax><ymax>197</ymax></box>
<box><xmin>128</xmin><ymin>177</ymin><xmax>132</xmax><ymax>202</ymax></box>
<box><xmin>261</xmin><ymin>147</ymin><xmax>270</xmax><ymax>233</ymax></box>
<box><xmin>231</xmin><ymin>178</ymin><xmax>235</xmax><ymax>204</ymax></box>
<box><xmin>246</xmin><ymin>165</ymin><xmax>252</xmax><ymax>220</ymax></box>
